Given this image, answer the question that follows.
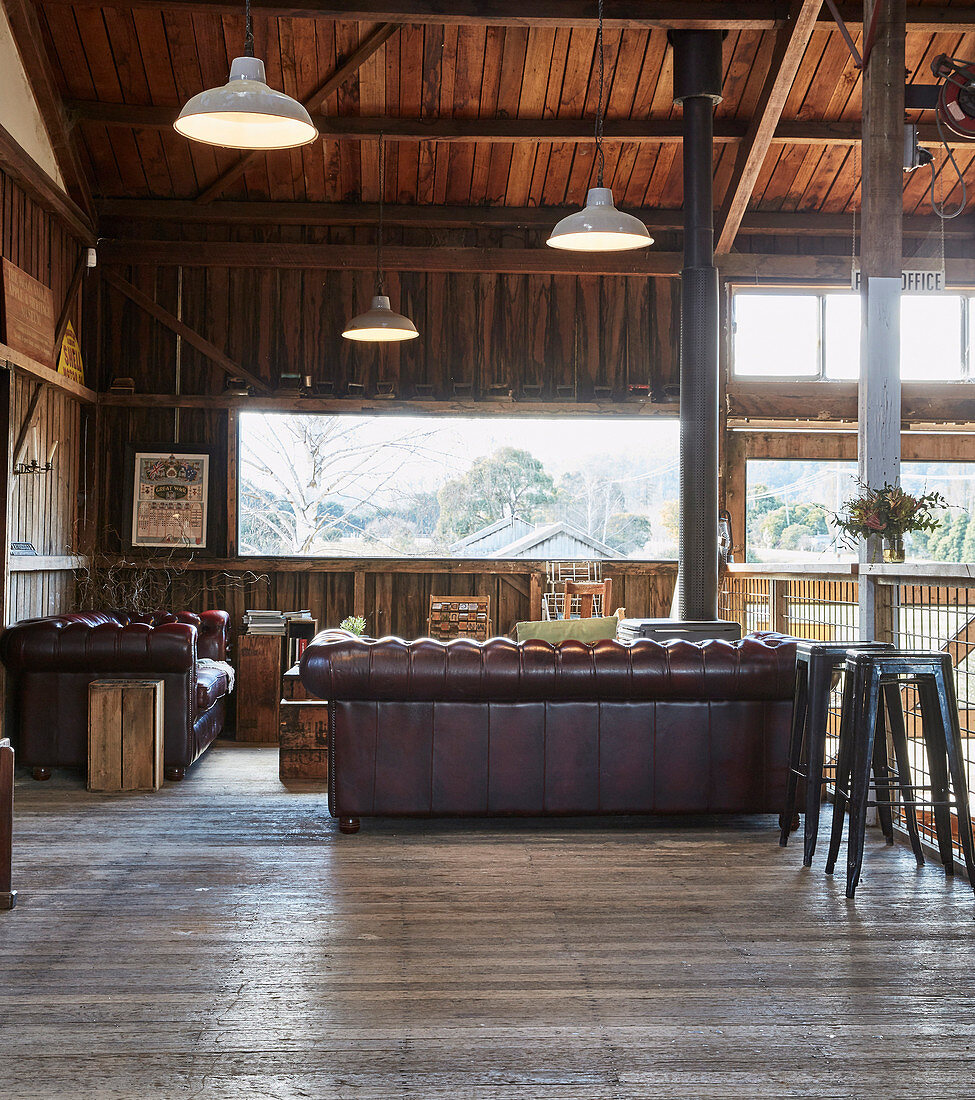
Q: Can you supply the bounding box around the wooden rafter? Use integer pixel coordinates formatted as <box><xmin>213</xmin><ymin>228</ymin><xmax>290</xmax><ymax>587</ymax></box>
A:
<box><xmin>714</xmin><ymin>0</ymin><xmax>825</xmax><ymax>255</ymax></box>
<box><xmin>0</xmin><ymin>123</ymin><xmax>92</xmax><ymax>242</ymax></box>
<box><xmin>97</xmin><ymin>239</ymin><xmax>975</xmax><ymax>282</ymax></box>
<box><xmin>62</xmin><ymin>104</ymin><xmax>975</xmax><ymax>151</ymax></box>
<box><xmin>34</xmin><ymin>1</ymin><xmax>790</xmax><ymax>29</ymax></box>
<box><xmin>194</xmin><ymin>22</ymin><xmax>398</xmax><ymax>204</ymax></box>
<box><xmin>29</xmin><ymin>0</ymin><xmax>975</xmax><ymax>32</ymax></box>
<box><xmin>0</xmin><ymin>0</ymin><xmax>94</xmax><ymax>218</ymax></box>
<box><xmin>53</xmin><ymin>251</ymin><xmax>86</xmax><ymax>357</ymax></box>
<box><xmin>100</xmin><ymin>270</ymin><xmax>271</xmax><ymax>394</ymax></box>
<box><xmin>94</xmin><ymin>198</ymin><xmax>975</xmax><ymax>239</ymax></box>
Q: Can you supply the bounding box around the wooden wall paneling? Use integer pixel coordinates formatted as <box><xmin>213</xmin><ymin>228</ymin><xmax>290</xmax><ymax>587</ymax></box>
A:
<box><xmin>477</xmin><ymin>273</ymin><xmax>501</xmax><ymax>391</ymax></box>
<box><xmin>525</xmin><ymin>275</ymin><xmax>551</xmax><ymax>397</ymax></box>
<box><xmin>576</xmin><ymin>275</ymin><xmax>601</xmax><ymax>398</ymax></box>
<box><xmin>623</xmin><ymin>276</ymin><xmax>649</xmax><ymax>393</ymax></box>
<box><xmin>374</xmin><ymin>569</ymin><xmax>394</xmax><ymax>637</ymax></box>
<box><xmin>417</xmin><ymin>271</ymin><xmax>443</xmax><ymax>396</ymax></box>
<box><xmin>503</xmin><ymin>273</ymin><xmax>529</xmax><ymax>395</ymax></box>
<box><xmin>548</xmin><ymin>275</ymin><xmax>577</xmax><ymax>397</ymax></box>
<box><xmin>600</xmin><ymin>275</ymin><xmax>629</xmax><ymax>395</ymax></box>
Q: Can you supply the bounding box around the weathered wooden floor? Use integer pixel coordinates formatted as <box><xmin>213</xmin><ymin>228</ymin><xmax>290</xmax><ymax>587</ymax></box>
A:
<box><xmin>3</xmin><ymin>741</ymin><xmax>975</xmax><ymax>1099</ymax></box>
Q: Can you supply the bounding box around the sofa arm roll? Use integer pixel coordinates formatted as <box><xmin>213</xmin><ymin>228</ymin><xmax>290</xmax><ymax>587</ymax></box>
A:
<box><xmin>0</xmin><ymin>620</ymin><xmax>197</xmax><ymax>674</ymax></box>
<box><xmin>196</xmin><ymin>610</ymin><xmax>230</xmax><ymax>661</ymax></box>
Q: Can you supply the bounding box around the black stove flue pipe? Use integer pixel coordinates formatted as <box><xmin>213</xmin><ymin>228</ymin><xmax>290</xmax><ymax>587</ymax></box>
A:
<box><xmin>669</xmin><ymin>30</ymin><xmax>723</xmax><ymax>620</ymax></box>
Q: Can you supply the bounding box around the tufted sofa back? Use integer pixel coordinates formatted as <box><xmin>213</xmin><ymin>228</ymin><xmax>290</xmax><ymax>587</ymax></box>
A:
<box><xmin>300</xmin><ymin>631</ymin><xmax>797</xmax><ymax>704</ymax></box>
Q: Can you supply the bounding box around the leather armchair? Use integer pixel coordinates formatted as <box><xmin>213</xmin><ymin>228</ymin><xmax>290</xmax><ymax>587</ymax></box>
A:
<box><xmin>0</xmin><ymin>610</ymin><xmax>231</xmax><ymax>781</ymax></box>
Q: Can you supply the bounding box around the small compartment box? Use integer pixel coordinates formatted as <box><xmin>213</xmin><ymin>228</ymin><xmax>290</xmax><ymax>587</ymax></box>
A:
<box><xmin>88</xmin><ymin>679</ymin><xmax>164</xmax><ymax>792</ymax></box>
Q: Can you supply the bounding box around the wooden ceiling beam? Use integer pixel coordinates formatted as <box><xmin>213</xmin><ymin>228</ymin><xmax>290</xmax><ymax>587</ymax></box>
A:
<box><xmin>31</xmin><ymin>0</ymin><xmax>975</xmax><ymax>32</ymax></box>
<box><xmin>714</xmin><ymin>0</ymin><xmax>825</xmax><ymax>256</ymax></box>
<box><xmin>35</xmin><ymin>1</ymin><xmax>789</xmax><ymax>30</ymax></box>
<box><xmin>62</xmin><ymin>101</ymin><xmax>974</xmax><ymax>151</ymax></box>
<box><xmin>194</xmin><ymin>22</ymin><xmax>398</xmax><ymax>203</ymax></box>
<box><xmin>96</xmin><ymin>239</ymin><xmax>975</xmax><ymax>282</ymax></box>
<box><xmin>94</xmin><ymin>198</ymin><xmax>975</xmax><ymax>239</ymax></box>
<box><xmin>100</xmin><ymin>239</ymin><xmax>687</xmax><ymax>275</ymax></box>
<box><xmin>62</xmin><ymin>101</ymin><xmax>975</xmax><ymax>155</ymax></box>
<box><xmin>0</xmin><ymin>0</ymin><xmax>94</xmax><ymax>218</ymax></box>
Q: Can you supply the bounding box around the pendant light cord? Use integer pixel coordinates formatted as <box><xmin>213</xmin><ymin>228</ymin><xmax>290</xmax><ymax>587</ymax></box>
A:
<box><xmin>376</xmin><ymin>133</ymin><xmax>386</xmax><ymax>295</ymax></box>
<box><xmin>595</xmin><ymin>0</ymin><xmax>605</xmax><ymax>187</ymax></box>
<box><xmin>244</xmin><ymin>0</ymin><xmax>254</xmax><ymax>57</ymax></box>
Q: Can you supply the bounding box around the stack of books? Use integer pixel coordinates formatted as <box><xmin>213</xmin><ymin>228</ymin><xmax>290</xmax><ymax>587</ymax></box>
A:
<box><xmin>243</xmin><ymin>610</ymin><xmax>318</xmax><ymax>665</ymax></box>
<box><xmin>242</xmin><ymin>610</ymin><xmax>287</xmax><ymax>635</ymax></box>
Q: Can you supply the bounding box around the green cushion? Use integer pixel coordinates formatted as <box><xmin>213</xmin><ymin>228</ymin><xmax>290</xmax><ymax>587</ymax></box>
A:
<box><xmin>515</xmin><ymin>616</ymin><xmax>619</xmax><ymax>644</ymax></box>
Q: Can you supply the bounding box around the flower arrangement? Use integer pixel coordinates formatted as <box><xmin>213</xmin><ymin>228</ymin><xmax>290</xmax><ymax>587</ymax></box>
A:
<box><xmin>830</xmin><ymin>480</ymin><xmax>947</xmax><ymax>557</ymax></box>
<box><xmin>339</xmin><ymin>615</ymin><xmax>368</xmax><ymax>636</ymax></box>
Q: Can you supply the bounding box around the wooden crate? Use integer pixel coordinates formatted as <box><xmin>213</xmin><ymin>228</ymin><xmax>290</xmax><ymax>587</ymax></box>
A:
<box><xmin>236</xmin><ymin>634</ymin><xmax>282</xmax><ymax>743</ymax></box>
<box><xmin>279</xmin><ymin>700</ymin><xmax>329</xmax><ymax>785</ymax></box>
<box><xmin>282</xmin><ymin>663</ymin><xmax>312</xmax><ymax>701</ymax></box>
<box><xmin>88</xmin><ymin>679</ymin><xmax>164</xmax><ymax>792</ymax></box>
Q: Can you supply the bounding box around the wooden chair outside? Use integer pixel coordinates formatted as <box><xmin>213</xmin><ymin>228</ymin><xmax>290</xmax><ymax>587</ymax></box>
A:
<box><xmin>561</xmin><ymin>579</ymin><xmax>612</xmax><ymax>619</ymax></box>
<box><xmin>542</xmin><ymin>560</ymin><xmax>603</xmax><ymax>620</ymax></box>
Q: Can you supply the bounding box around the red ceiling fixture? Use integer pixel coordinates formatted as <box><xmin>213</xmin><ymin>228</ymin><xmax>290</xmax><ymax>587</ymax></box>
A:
<box><xmin>931</xmin><ymin>54</ymin><xmax>975</xmax><ymax>140</ymax></box>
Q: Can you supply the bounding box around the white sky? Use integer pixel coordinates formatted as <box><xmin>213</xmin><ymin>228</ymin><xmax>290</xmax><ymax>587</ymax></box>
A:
<box><xmin>241</xmin><ymin>412</ymin><xmax>680</xmax><ymax>498</ymax></box>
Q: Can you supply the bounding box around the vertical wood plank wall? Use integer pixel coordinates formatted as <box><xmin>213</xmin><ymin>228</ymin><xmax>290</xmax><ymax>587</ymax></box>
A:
<box><xmin>0</xmin><ymin>167</ymin><xmax>86</xmax><ymax>625</ymax></box>
<box><xmin>105</xmin><ymin>562</ymin><xmax>679</xmax><ymax>647</ymax></box>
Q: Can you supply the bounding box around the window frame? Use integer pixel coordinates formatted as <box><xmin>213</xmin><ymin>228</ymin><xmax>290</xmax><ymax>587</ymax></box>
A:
<box><xmin>730</xmin><ymin>285</ymin><xmax>975</xmax><ymax>384</ymax></box>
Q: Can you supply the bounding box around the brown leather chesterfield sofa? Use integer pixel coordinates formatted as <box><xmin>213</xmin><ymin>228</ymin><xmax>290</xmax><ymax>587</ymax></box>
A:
<box><xmin>299</xmin><ymin>630</ymin><xmax>797</xmax><ymax>833</ymax></box>
<box><xmin>0</xmin><ymin>610</ymin><xmax>231</xmax><ymax>782</ymax></box>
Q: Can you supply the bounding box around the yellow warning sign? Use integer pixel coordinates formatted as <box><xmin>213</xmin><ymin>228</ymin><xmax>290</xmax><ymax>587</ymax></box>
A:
<box><xmin>57</xmin><ymin>321</ymin><xmax>85</xmax><ymax>385</ymax></box>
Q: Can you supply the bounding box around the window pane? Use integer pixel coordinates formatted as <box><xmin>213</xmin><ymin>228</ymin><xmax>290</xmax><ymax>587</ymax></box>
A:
<box><xmin>238</xmin><ymin>413</ymin><xmax>680</xmax><ymax>560</ymax></box>
<box><xmin>746</xmin><ymin>458</ymin><xmax>975</xmax><ymax>565</ymax></box>
<box><xmin>746</xmin><ymin>459</ymin><xmax>858</xmax><ymax>563</ymax></box>
<box><xmin>826</xmin><ymin>293</ymin><xmax>965</xmax><ymax>380</ymax></box>
<box><xmin>901</xmin><ymin>295</ymin><xmax>964</xmax><ymax>380</ymax></box>
<box><xmin>824</xmin><ymin>294</ymin><xmax>860</xmax><ymax>379</ymax></box>
<box><xmin>733</xmin><ymin>294</ymin><xmax>820</xmax><ymax>377</ymax></box>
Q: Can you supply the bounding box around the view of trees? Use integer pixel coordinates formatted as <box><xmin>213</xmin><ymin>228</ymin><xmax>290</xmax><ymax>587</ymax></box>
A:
<box><xmin>746</xmin><ymin>460</ymin><xmax>975</xmax><ymax>562</ymax></box>
<box><xmin>239</xmin><ymin>414</ymin><xmax>679</xmax><ymax>559</ymax></box>
<box><xmin>436</xmin><ymin>448</ymin><xmax>556</xmax><ymax>541</ymax></box>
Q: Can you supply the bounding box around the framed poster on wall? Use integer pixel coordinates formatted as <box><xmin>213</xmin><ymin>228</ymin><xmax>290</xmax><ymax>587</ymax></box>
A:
<box><xmin>126</xmin><ymin>445</ymin><xmax>213</xmax><ymax>549</ymax></box>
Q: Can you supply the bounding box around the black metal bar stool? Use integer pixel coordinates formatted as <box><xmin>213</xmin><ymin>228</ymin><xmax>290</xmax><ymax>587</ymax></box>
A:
<box><xmin>779</xmin><ymin>640</ymin><xmax>896</xmax><ymax>866</ymax></box>
<box><xmin>825</xmin><ymin>650</ymin><xmax>975</xmax><ymax>899</ymax></box>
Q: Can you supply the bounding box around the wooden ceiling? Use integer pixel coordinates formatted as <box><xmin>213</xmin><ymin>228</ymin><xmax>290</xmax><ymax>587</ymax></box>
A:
<box><xmin>9</xmin><ymin>0</ymin><xmax>975</xmax><ymax>247</ymax></box>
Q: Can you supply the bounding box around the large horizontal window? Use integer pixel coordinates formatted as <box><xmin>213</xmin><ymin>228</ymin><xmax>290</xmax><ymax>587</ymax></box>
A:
<box><xmin>733</xmin><ymin>290</ymin><xmax>972</xmax><ymax>381</ymax></box>
<box><xmin>746</xmin><ymin>459</ymin><xmax>975</xmax><ymax>563</ymax></box>
<box><xmin>239</xmin><ymin>413</ymin><xmax>680</xmax><ymax>559</ymax></box>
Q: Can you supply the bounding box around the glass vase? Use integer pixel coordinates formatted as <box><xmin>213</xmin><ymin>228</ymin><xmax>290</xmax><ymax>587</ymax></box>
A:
<box><xmin>882</xmin><ymin>534</ymin><xmax>905</xmax><ymax>563</ymax></box>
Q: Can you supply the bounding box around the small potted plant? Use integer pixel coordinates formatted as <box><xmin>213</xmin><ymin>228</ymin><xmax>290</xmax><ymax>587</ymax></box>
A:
<box><xmin>339</xmin><ymin>615</ymin><xmax>368</xmax><ymax>636</ymax></box>
<box><xmin>830</xmin><ymin>480</ymin><xmax>947</xmax><ymax>562</ymax></box>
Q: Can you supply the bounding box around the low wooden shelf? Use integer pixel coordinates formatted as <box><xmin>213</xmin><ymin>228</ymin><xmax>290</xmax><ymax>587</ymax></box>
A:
<box><xmin>236</xmin><ymin>634</ymin><xmax>282</xmax><ymax>743</ymax></box>
<box><xmin>88</xmin><ymin>679</ymin><xmax>164</xmax><ymax>792</ymax></box>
